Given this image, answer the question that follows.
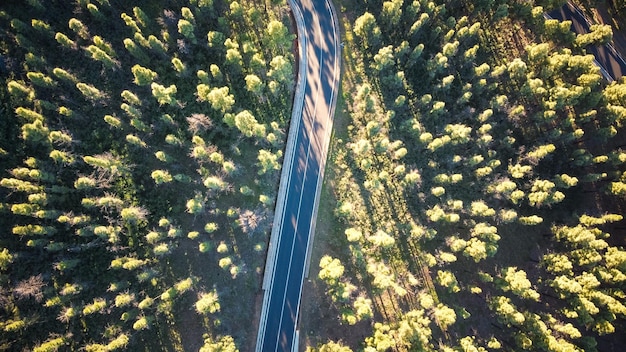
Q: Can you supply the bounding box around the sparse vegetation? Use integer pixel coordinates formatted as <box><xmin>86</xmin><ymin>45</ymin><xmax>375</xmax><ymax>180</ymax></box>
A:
<box><xmin>3</xmin><ymin>0</ymin><xmax>626</xmax><ymax>351</ymax></box>
<box><xmin>305</xmin><ymin>0</ymin><xmax>626</xmax><ymax>351</ymax></box>
<box><xmin>0</xmin><ymin>0</ymin><xmax>294</xmax><ymax>350</ymax></box>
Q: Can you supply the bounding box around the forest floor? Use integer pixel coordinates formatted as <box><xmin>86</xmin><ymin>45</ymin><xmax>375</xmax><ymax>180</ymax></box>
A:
<box><xmin>298</xmin><ymin>0</ymin><xmax>378</xmax><ymax>348</ymax></box>
<box><xmin>299</xmin><ymin>91</ymin><xmax>365</xmax><ymax>349</ymax></box>
<box><xmin>298</xmin><ymin>1</ymin><xmax>626</xmax><ymax>351</ymax></box>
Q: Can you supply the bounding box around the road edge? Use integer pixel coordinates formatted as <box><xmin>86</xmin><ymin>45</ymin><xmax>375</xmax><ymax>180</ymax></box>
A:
<box><xmin>255</xmin><ymin>1</ymin><xmax>308</xmax><ymax>350</ymax></box>
<box><xmin>302</xmin><ymin>0</ymin><xmax>342</xmax><ymax>281</ymax></box>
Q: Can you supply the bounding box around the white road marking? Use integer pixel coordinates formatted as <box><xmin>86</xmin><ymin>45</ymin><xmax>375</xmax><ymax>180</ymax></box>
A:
<box><xmin>293</xmin><ymin>0</ymin><xmax>340</xmax><ymax>333</ymax></box>
<box><xmin>257</xmin><ymin>0</ymin><xmax>341</xmax><ymax>349</ymax></box>
<box><xmin>274</xmin><ymin>0</ymin><xmax>327</xmax><ymax>349</ymax></box>
<box><xmin>257</xmin><ymin>1</ymin><xmax>308</xmax><ymax>349</ymax></box>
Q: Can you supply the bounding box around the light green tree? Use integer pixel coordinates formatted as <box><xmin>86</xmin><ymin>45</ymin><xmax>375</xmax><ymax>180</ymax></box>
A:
<box><xmin>120</xmin><ymin>206</ymin><xmax>148</xmax><ymax>225</ymax></box>
<box><xmin>234</xmin><ymin>110</ymin><xmax>260</xmax><ymax>137</ymax></box>
<box><xmin>178</xmin><ymin>19</ymin><xmax>196</xmax><ymax>42</ymax></box>
<box><xmin>373</xmin><ymin>45</ymin><xmax>395</xmax><ymax>71</ymax></box>
<box><xmin>314</xmin><ymin>341</ymin><xmax>353</xmax><ymax>352</ymax></box>
<box><xmin>199</xmin><ymin>335</ymin><xmax>237</xmax><ymax>352</ymax></box>
<box><xmin>268</xmin><ymin>56</ymin><xmax>293</xmax><ymax>87</ymax></box>
<box><xmin>76</xmin><ymin>82</ymin><xmax>105</xmax><ymax>101</ymax></box>
<box><xmin>381</xmin><ymin>0</ymin><xmax>403</xmax><ymax>29</ymax></box>
<box><xmin>265</xmin><ymin>20</ymin><xmax>293</xmax><ymax>54</ymax></box>
<box><xmin>186</xmin><ymin>194</ymin><xmax>204</xmax><ymax>215</ymax></box>
<box><xmin>498</xmin><ymin>267</ymin><xmax>540</xmax><ymax>301</ymax></box>
<box><xmin>131</xmin><ymin>64</ymin><xmax>157</xmax><ymax>86</ymax></box>
<box><xmin>433</xmin><ymin>303</ymin><xmax>456</xmax><ymax>330</ymax></box>
<box><xmin>27</xmin><ymin>72</ymin><xmax>56</xmax><ymax>88</ymax></box>
<box><xmin>257</xmin><ymin>149</ymin><xmax>282</xmax><ymax>175</ymax></box>
<box><xmin>195</xmin><ymin>290</ymin><xmax>221</xmax><ymax>314</ymax></box>
<box><xmin>199</xmin><ymin>86</ymin><xmax>235</xmax><ymax>113</ymax></box>
<box><xmin>151</xmin><ymin>83</ymin><xmax>177</xmax><ymax>105</ymax></box>
<box><xmin>0</xmin><ymin>248</ymin><xmax>13</xmax><ymax>271</ymax></box>
<box><xmin>318</xmin><ymin>255</ymin><xmax>344</xmax><ymax>284</ymax></box>
<box><xmin>245</xmin><ymin>74</ymin><xmax>264</xmax><ymax>95</ymax></box>
<box><xmin>151</xmin><ymin>170</ymin><xmax>173</xmax><ymax>184</ymax></box>
<box><xmin>575</xmin><ymin>24</ymin><xmax>612</xmax><ymax>47</ymax></box>
<box><xmin>354</xmin><ymin>12</ymin><xmax>381</xmax><ymax>49</ymax></box>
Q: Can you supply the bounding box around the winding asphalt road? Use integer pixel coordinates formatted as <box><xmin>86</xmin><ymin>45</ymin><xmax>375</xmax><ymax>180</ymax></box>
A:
<box><xmin>255</xmin><ymin>0</ymin><xmax>341</xmax><ymax>351</ymax></box>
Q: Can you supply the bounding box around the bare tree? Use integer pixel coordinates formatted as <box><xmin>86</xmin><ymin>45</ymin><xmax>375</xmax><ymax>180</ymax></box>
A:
<box><xmin>13</xmin><ymin>274</ymin><xmax>45</xmax><ymax>302</ymax></box>
<box><xmin>186</xmin><ymin>113</ymin><xmax>213</xmax><ymax>135</ymax></box>
<box><xmin>238</xmin><ymin>208</ymin><xmax>267</xmax><ymax>235</ymax></box>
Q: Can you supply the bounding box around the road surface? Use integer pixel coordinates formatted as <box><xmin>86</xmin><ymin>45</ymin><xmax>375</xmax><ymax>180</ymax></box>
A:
<box><xmin>548</xmin><ymin>2</ymin><xmax>626</xmax><ymax>80</ymax></box>
<box><xmin>255</xmin><ymin>0</ymin><xmax>341</xmax><ymax>350</ymax></box>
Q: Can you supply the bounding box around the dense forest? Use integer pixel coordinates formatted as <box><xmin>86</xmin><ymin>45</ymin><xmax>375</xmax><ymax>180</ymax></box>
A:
<box><xmin>303</xmin><ymin>0</ymin><xmax>626</xmax><ymax>351</ymax></box>
<box><xmin>0</xmin><ymin>0</ymin><xmax>295</xmax><ymax>351</ymax></box>
<box><xmin>2</xmin><ymin>0</ymin><xmax>626</xmax><ymax>351</ymax></box>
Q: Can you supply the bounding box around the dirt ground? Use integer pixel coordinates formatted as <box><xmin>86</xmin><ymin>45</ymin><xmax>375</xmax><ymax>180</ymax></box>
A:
<box><xmin>297</xmin><ymin>89</ymin><xmax>364</xmax><ymax>349</ymax></box>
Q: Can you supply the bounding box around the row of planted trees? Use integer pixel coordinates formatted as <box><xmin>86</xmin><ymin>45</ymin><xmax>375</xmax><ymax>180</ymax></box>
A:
<box><xmin>310</xmin><ymin>0</ymin><xmax>626</xmax><ymax>350</ymax></box>
<box><xmin>0</xmin><ymin>0</ymin><xmax>295</xmax><ymax>350</ymax></box>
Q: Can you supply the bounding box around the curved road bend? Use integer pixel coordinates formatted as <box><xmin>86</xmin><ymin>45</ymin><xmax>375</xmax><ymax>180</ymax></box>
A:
<box><xmin>256</xmin><ymin>0</ymin><xmax>341</xmax><ymax>351</ymax></box>
<box><xmin>548</xmin><ymin>2</ymin><xmax>626</xmax><ymax>80</ymax></box>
